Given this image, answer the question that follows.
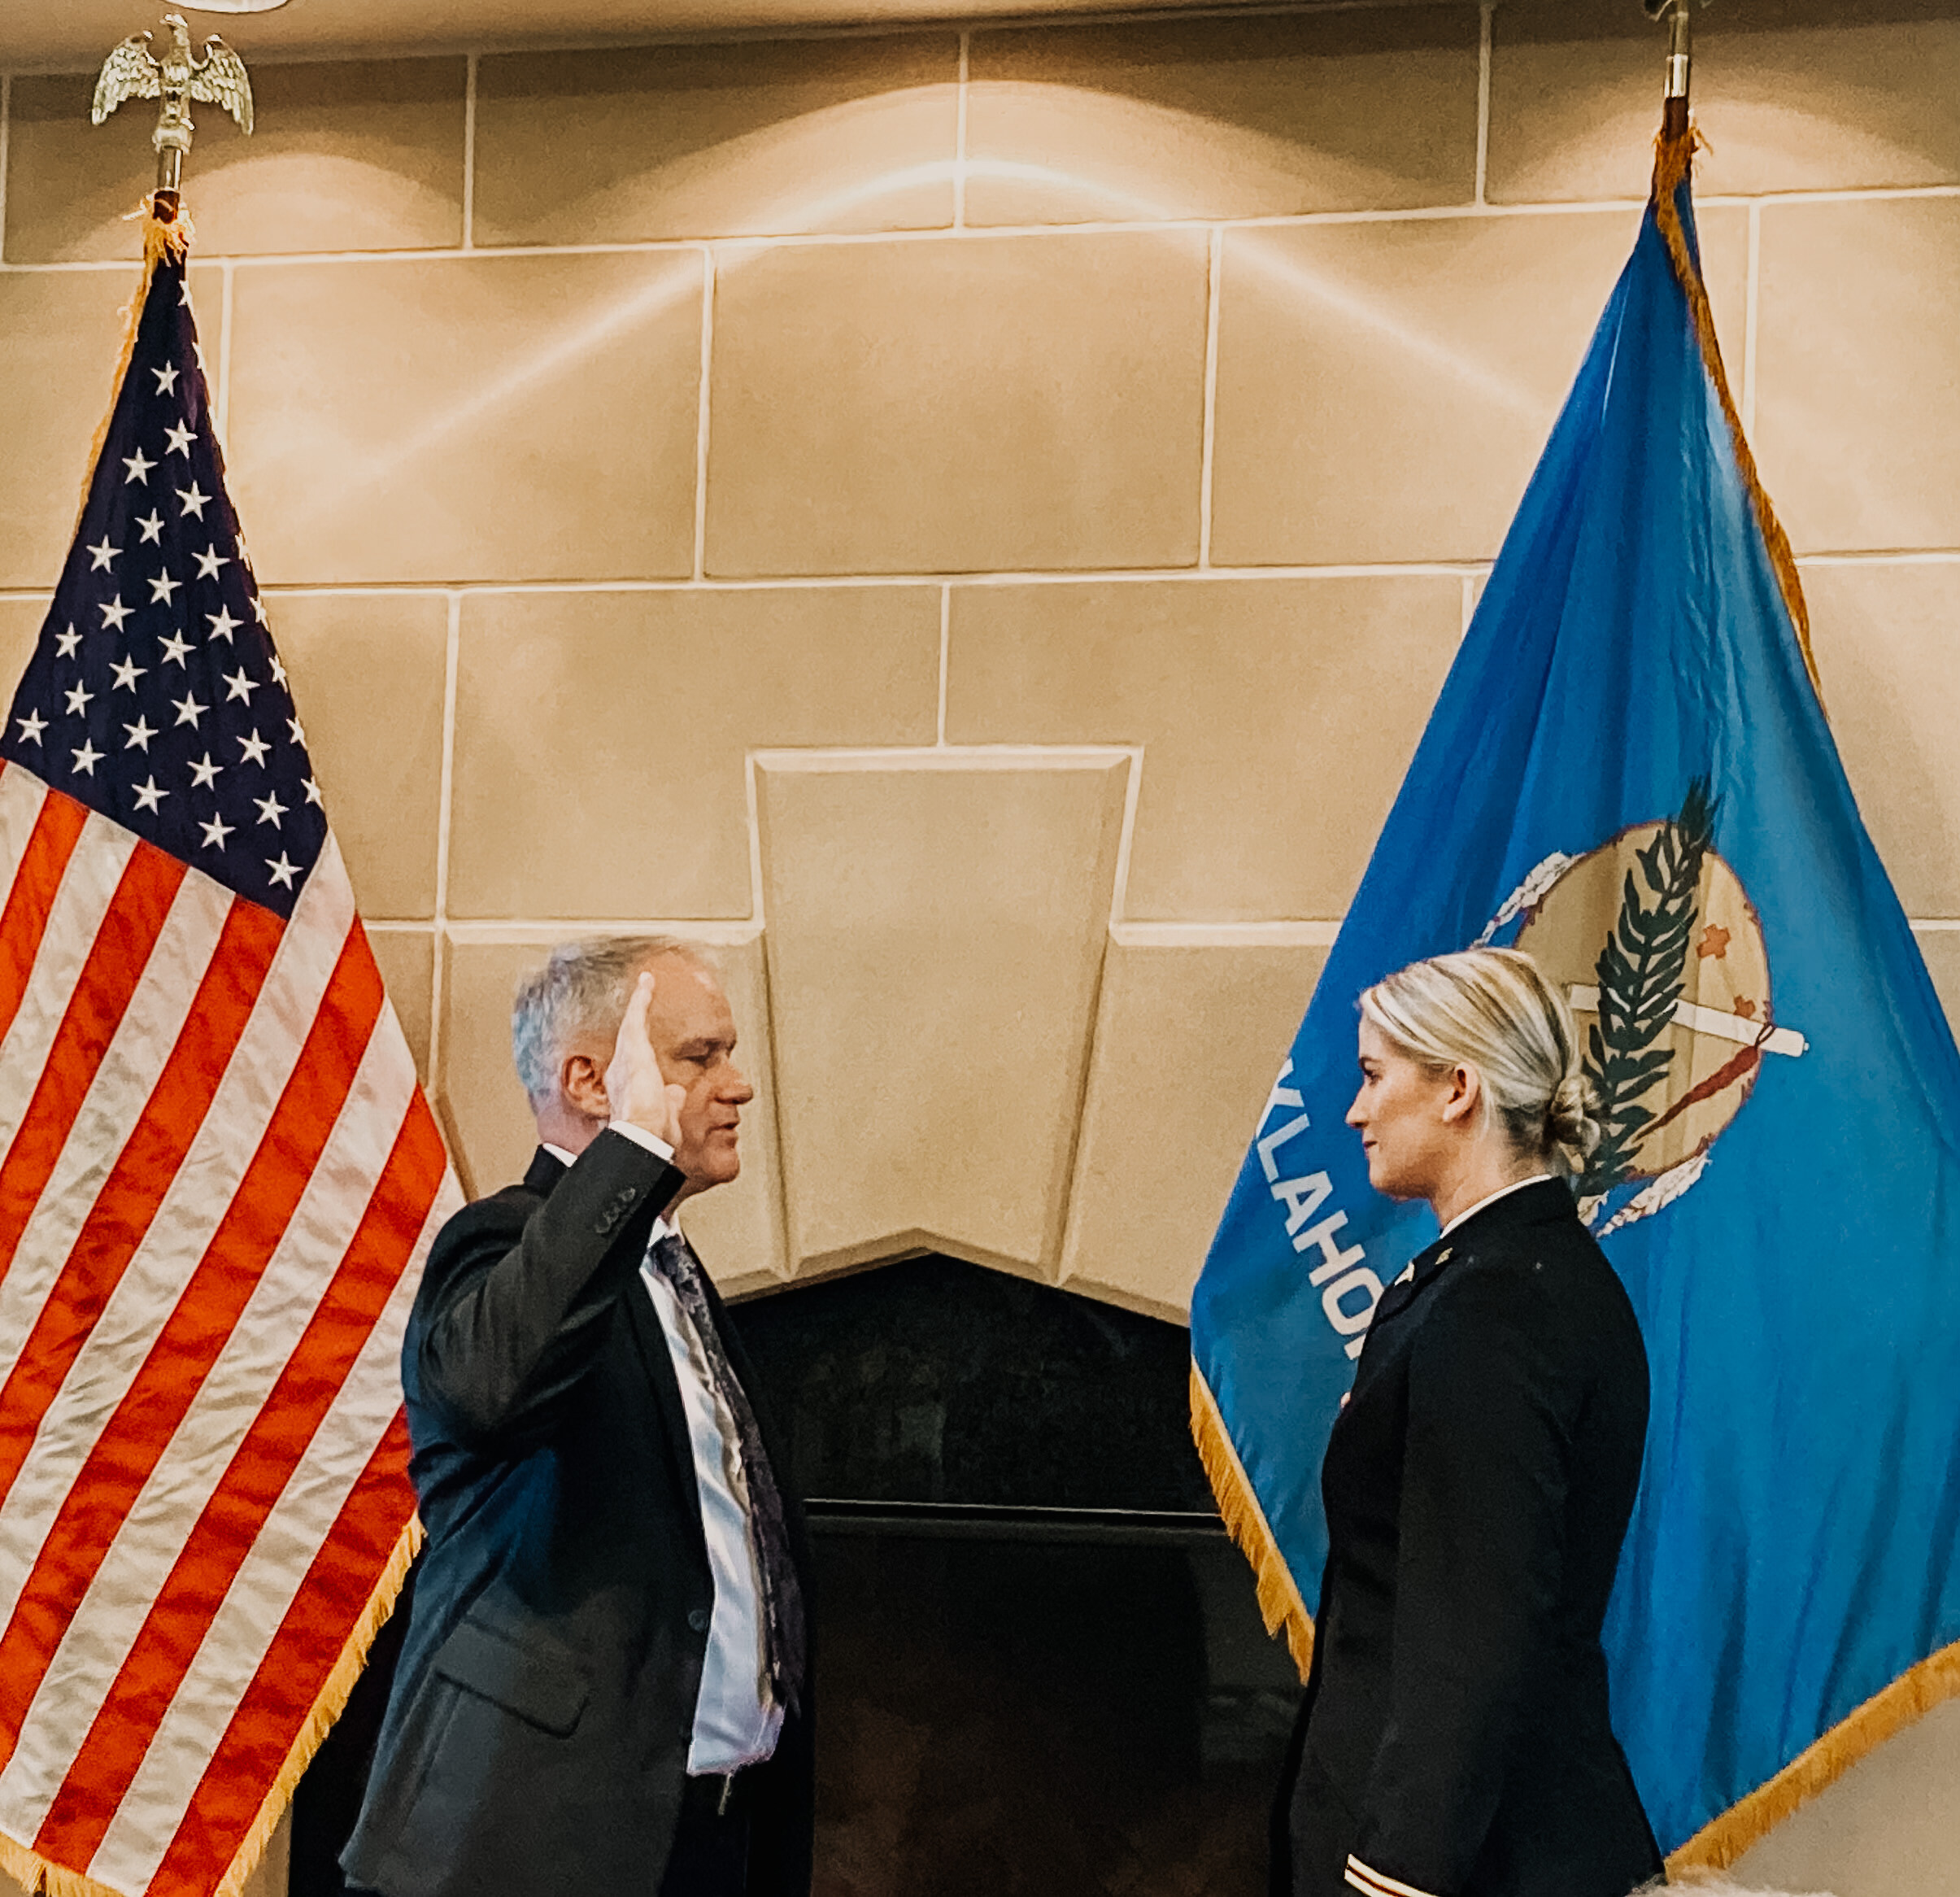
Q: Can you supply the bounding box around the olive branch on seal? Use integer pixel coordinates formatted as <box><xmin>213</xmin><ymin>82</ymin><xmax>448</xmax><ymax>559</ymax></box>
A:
<box><xmin>1579</xmin><ymin>778</ymin><xmax>1718</xmax><ymax>1196</ymax></box>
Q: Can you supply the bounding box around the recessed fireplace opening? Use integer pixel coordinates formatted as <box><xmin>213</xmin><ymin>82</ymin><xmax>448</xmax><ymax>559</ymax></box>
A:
<box><xmin>733</xmin><ymin>1255</ymin><xmax>1304</xmax><ymax>1897</ymax></box>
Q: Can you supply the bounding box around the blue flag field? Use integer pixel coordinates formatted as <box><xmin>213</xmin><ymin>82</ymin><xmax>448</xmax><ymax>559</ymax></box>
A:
<box><xmin>1191</xmin><ymin>134</ymin><xmax>1960</xmax><ymax>1864</ymax></box>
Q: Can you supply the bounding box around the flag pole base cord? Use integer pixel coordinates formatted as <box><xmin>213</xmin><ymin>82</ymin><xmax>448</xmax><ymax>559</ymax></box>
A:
<box><xmin>0</xmin><ymin>1513</ymin><xmax>424</xmax><ymax>1897</ymax></box>
<box><xmin>1190</xmin><ymin>1362</ymin><xmax>1316</xmax><ymax>1682</ymax></box>
<box><xmin>1669</xmin><ymin>1635</ymin><xmax>1960</xmax><ymax>1871</ymax></box>
<box><xmin>1649</xmin><ymin>128</ymin><xmax>1822</xmax><ymax>701</ymax></box>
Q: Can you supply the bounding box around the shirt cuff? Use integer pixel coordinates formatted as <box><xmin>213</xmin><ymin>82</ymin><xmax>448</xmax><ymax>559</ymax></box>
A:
<box><xmin>608</xmin><ymin>1119</ymin><xmax>676</xmax><ymax>1165</ymax></box>
<box><xmin>1346</xmin><ymin>1858</ymin><xmax>1441</xmax><ymax>1897</ymax></box>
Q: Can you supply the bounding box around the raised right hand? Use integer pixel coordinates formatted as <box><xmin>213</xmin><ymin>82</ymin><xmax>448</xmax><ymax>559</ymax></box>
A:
<box><xmin>603</xmin><ymin>972</ymin><xmax>686</xmax><ymax>1150</ymax></box>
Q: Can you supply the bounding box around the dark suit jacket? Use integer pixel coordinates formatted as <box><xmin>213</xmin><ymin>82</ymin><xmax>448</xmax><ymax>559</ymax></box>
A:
<box><xmin>1282</xmin><ymin>1179</ymin><xmax>1661</xmax><ymax>1897</ymax></box>
<box><xmin>342</xmin><ymin>1132</ymin><xmax>816</xmax><ymax>1897</ymax></box>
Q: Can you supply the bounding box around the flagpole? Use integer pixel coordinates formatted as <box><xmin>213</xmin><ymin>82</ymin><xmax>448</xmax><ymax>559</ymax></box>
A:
<box><xmin>1639</xmin><ymin>0</ymin><xmax>1824</xmax><ymax>700</ymax></box>
<box><xmin>1646</xmin><ymin>0</ymin><xmax>1696</xmax><ymax>140</ymax></box>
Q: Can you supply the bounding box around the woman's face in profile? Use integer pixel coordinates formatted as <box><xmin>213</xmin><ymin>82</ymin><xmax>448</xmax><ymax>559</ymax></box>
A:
<box><xmin>1347</xmin><ymin>1019</ymin><xmax>1459</xmax><ymax>1202</ymax></box>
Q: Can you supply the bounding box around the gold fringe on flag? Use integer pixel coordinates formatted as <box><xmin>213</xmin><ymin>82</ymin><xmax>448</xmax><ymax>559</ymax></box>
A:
<box><xmin>1190</xmin><ymin>1363</ymin><xmax>1315</xmax><ymax>1681</ymax></box>
<box><xmin>1646</xmin><ymin>120</ymin><xmax>1960</xmax><ymax>1869</ymax></box>
<box><xmin>1649</xmin><ymin>130</ymin><xmax>1823</xmax><ymax>702</ymax></box>
<box><xmin>0</xmin><ymin>1515</ymin><xmax>423</xmax><ymax>1897</ymax></box>
<box><xmin>1668</xmin><ymin>1635</ymin><xmax>1960</xmax><ymax>1872</ymax></box>
<box><xmin>426</xmin><ymin>1088</ymin><xmax>479</xmax><ymax>1205</ymax></box>
<box><xmin>0</xmin><ymin>1819</ymin><xmax>56</xmax><ymax>1895</ymax></box>
<box><xmin>215</xmin><ymin>1513</ymin><xmax>425</xmax><ymax>1897</ymax></box>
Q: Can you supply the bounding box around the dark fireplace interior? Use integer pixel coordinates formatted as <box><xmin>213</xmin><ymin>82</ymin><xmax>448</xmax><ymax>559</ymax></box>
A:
<box><xmin>291</xmin><ymin>1257</ymin><xmax>1302</xmax><ymax>1895</ymax></box>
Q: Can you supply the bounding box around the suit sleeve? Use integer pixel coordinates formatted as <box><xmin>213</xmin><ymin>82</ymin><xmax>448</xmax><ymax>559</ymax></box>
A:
<box><xmin>410</xmin><ymin>1130</ymin><xmax>685</xmax><ymax>1454</ymax></box>
<box><xmin>1345</xmin><ymin>1268</ymin><xmax>1572</xmax><ymax>1897</ymax></box>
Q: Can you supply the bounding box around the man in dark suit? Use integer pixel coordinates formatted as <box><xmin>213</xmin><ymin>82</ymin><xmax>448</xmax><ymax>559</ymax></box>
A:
<box><xmin>342</xmin><ymin>936</ymin><xmax>813</xmax><ymax>1897</ymax></box>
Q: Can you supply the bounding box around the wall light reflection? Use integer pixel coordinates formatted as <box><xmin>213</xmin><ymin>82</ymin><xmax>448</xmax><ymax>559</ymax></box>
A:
<box><xmin>256</xmin><ymin>84</ymin><xmax>1559</xmax><ymax>525</ymax></box>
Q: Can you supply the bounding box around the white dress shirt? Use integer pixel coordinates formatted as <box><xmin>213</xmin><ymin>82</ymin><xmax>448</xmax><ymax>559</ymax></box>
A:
<box><xmin>544</xmin><ymin>1127</ymin><xmax>782</xmax><ymax>1773</ymax></box>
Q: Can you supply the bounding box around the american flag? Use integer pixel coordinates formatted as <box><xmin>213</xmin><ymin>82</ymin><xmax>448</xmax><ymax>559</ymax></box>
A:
<box><xmin>0</xmin><ymin>228</ymin><xmax>458</xmax><ymax>1897</ymax></box>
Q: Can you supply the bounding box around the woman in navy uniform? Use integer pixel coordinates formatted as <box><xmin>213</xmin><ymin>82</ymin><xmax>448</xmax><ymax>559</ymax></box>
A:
<box><xmin>1279</xmin><ymin>947</ymin><xmax>1663</xmax><ymax>1897</ymax></box>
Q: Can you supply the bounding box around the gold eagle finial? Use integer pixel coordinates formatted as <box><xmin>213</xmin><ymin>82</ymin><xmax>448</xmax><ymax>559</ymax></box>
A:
<box><xmin>92</xmin><ymin>13</ymin><xmax>254</xmax><ymax>204</ymax></box>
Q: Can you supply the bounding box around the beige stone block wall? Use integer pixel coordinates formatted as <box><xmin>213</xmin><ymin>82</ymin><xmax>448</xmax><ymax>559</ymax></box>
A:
<box><xmin>447</xmin><ymin>587</ymin><xmax>939</xmax><ymax>918</ymax></box>
<box><xmin>5</xmin><ymin>5</ymin><xmax>1960</xmax><ymax>1882</ymax></box>
<box><xmin>1754</xmin><ymin>198</ymin><xmax>1960</xmax><ymax>554</ymax></box>
<box><xmin>224</xmin><ymin>251</ymin><xmax>707</xmax><ymax>584</ymax></box>
<box><xmin>0</xmin><ymin>270</ymin><xmax>164</xmax><ymax>588</ymax></box>
<box><xmin>1063</xmin><ymin>939</ymin><xmax>1327</xmax><ymax>1319</ymax></box>
<box><xmin>6</xmin><ymin>60</ymin><xmax>468</xmax><ymax>261</ymax></box>
<box><xmin>1488</xmin><ymin>0</ymin><xmax>1960</xmax><ymax>203</ymax></box>
<box><xmin>704</xmin><ymin>229</ymin><xmax>1210</xmax><ymax>574</ymax></box>
<box><xmin>473</xmin><ymin>37</ymin><xmax>960</xmax><ymax>242</ymax></box>
<box><xmin>1210</xmin><ymin>207</ymin><xmax>1749</xmax><ymax>565</ymax></box>
<box><xmin>757</xmin><ymin>750</ymin><xmax>1130</xmax><ymax>1281</ymax></box>
<box><xmin>948</xmin><ymin>577</ymin><xmax>1465</xmax><ymax>918</ymax></box>
<box><xmin>965</xmin><ymin>8</ymin><xmax>1480</xmax><ymax>223</ymax></box>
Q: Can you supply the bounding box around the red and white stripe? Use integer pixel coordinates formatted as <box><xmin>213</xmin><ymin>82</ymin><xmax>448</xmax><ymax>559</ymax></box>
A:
<box><xmin>0</xmin><ymin>861</ymin><xmax>343</xmax><ymax>1607</ymax></box>
<box><xmin>0</xmin><ymin>765</ymin><xmax>459</xmax><ymax>1897</ymax></box>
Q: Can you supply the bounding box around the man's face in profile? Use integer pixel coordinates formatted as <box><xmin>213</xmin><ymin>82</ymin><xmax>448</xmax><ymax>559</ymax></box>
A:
<box><xmin>641</xmin><ymin>955</ymin><xmax>753</xmax><ymax>1193</ymax></box>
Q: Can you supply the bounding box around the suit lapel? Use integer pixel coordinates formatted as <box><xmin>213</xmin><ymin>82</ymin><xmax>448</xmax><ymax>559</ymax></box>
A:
<box><xmin>534</xmin><ymin>1145</ymin><xmax>706</xmax><ymax>1524</ymax></box>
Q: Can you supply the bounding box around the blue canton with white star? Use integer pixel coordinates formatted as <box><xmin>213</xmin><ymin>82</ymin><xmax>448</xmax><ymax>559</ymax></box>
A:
<box><xmin>1</xmin><ymin>255</ymin><xmax>325</xmax><ymax>921</ymax></box>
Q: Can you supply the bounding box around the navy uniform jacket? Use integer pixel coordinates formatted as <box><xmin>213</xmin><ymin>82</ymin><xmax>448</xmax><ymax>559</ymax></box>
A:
<box><xmin>1281</xmin><ymin>1178</ymin><xmax>1662</xmax><ymax>1897</ymax></box>
<box><xmin>342</xmin><ymin>1131</ymin><xmax>815</xmax><ymax>1897</ymax></box>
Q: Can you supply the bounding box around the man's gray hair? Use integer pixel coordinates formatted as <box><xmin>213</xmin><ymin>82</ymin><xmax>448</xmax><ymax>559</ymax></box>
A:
<box><xmin>511</xmin><ymin>934</ymin><xmax>707</xmax><ymax>1110</ymax></box>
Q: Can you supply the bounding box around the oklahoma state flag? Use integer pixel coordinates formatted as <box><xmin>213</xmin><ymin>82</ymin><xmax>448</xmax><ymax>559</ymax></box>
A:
<box><xmin>1191</xmin><ymin>135</ymin><xmax>1960</xmax><ymax>1864</ymax></box>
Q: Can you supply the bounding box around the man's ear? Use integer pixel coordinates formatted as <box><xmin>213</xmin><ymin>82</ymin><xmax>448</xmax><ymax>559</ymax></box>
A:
<box><xmin>561</xmin><ymin>1050</ymin><xmax>609</xmax><ymax>1122</ymax></box>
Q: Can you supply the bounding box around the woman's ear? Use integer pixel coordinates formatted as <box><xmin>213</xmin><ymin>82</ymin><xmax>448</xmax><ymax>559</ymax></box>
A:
<box><xmin>1440</xmin><ymin>1063</ymin><xmax>1481</xmax><ymax>1126</ymax></box>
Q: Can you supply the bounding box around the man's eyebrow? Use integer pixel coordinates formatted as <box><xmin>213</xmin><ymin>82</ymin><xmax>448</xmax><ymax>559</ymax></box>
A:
<box><xmin>671</xmin><ymin>1035</ymin><xmax>734</xmax><ymax>1058</ymax></box>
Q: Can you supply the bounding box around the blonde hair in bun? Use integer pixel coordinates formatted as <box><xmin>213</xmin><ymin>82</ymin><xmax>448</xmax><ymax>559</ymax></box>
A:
<box><xmin>1360</xmin><ymin>947</ymin><xmax>1601</xmax><ymax>1178</ymax></box>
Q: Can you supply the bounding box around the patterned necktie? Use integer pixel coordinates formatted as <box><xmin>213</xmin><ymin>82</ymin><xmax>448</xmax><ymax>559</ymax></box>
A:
<box><xmin>650</xmin><ymin>1229</ymin><xmax>808</xmax><ymax>1714</ymax></box>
